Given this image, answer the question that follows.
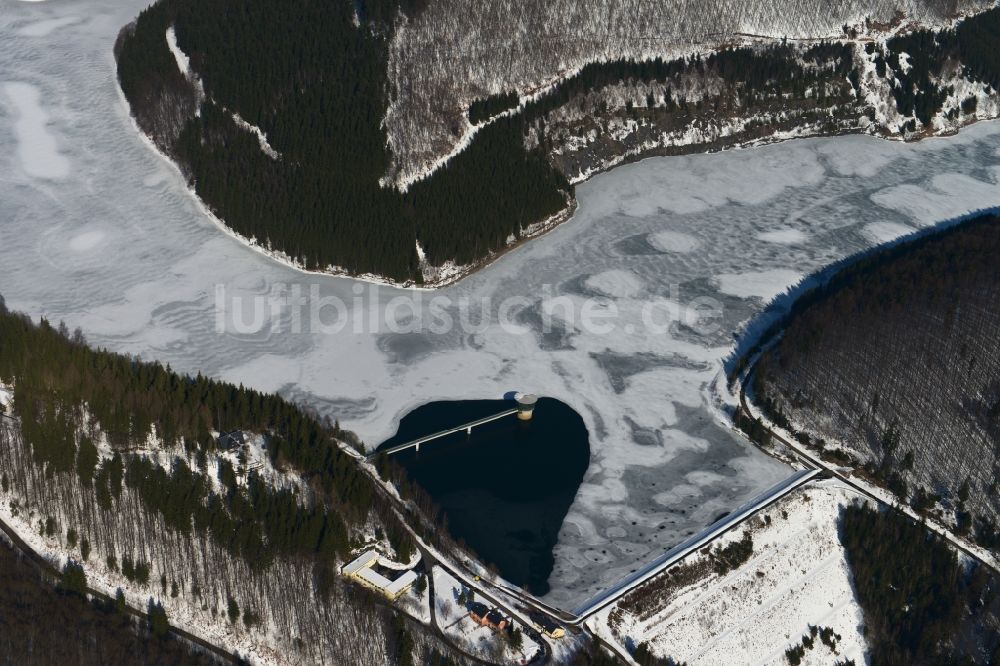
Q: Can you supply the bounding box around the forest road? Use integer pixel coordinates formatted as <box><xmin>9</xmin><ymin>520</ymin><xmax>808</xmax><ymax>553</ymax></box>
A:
<box><xmin>739</xmin><ymin>372</ymin><xmax>1000</xmax><ymax>576</ymax></box>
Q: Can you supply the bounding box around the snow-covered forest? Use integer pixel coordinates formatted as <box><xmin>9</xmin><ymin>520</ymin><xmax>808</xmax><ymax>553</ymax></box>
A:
<box><xmin>755</xmin><ymin>214</ymin><xmax>1000</xmax><ymax>550</ymax></box>
<box><xmin>0</xmin><ymin>300</ymin><xmax>469</xmax><ymax>665</ymax></box>
<box><xmin>840</xmin><ymin>503</ymin><xmax>1000</xmax><ymax>664</ymax></box>
<box><xmin>385</xmin><ymin>0</ymin><xmax>992</xmax><ymax>185</ymax></box>
<box><xmin>115</xmin><ymin>0</ymin><xmax>1000</xmax><ymax>284</ymax></box>
<box><xmin>0</xmin><ymin>534</ymin><xmax>217</xmax><ymax>664</ymax></box>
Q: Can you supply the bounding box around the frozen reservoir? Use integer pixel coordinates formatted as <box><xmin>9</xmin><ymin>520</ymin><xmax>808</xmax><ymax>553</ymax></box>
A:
<box><xmin>4</xmin><ymin>0</ymin><xmax>1000</xmax><ymax>609</ymax></box>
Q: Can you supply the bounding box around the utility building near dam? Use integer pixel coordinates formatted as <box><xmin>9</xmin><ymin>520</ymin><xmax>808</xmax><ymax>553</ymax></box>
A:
<box><xmin>516</xmin><ymin>393</ymin><xmax>538</xmax><ymax>420</ymax></box>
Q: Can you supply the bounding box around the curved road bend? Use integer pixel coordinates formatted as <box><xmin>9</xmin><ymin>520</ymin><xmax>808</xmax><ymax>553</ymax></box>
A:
<box><xmin>414</xmin><ymin>541</ymin><xmax>552</xmax><ymax>666</ymax></box>
<box><xmin>343</xmin><ymin>442</ymin><xmax>557</xmax><ymax>664</ymax></box>
<box><xmin>356</xmin><ymin>417</ymin><xmax>823</xmax><ymax>662</ymax></box>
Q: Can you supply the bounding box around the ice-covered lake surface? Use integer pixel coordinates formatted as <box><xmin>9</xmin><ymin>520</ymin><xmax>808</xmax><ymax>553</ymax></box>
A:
<box><xmin>5</xmin><ymin>0</ymin><xmax>1000</xmax><ymax>612</ymax></box>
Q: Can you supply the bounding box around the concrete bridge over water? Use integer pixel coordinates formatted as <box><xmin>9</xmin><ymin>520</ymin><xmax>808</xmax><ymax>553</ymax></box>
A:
<box><xmin>368</xmin><ymin>394</ymin><xmax>537</xmax><ymax>459</ymax></box>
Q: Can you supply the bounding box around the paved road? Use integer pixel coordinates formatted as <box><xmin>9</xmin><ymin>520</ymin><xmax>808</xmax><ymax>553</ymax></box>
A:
<box><xmin>739</xmin><ymin>371</ymin><xmax>1000</xmax><ymax>576</ymax></box>
<box><xmin>353</xmin><ymin>404</ymin><xmax>827</xmax><ymax>662</ymax></box>
<box><xmin>0</xmin><ymin>416</ymin><xmax>523</xmax><ymax>666</ymax></box>
<box><xmin>363</xmin><ymin>560</ymin><xmax>503</xmax><ymax>666</ymax></box>
<box><xmin>414</xmin><ymin>541</ymin><xmax>553</xmax><ymax>666</ymax></box>
<box><xmin>347</xmin><ymin>443</ymin><xmax>559</xmax><ymax>664</ymax></box>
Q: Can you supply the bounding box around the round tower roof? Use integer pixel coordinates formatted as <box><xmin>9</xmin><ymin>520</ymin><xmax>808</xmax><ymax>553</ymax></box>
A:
<box><xmin>516</xmin><ymin>393</ymin><xmax>538</xmax><ymax>407</ymax></box>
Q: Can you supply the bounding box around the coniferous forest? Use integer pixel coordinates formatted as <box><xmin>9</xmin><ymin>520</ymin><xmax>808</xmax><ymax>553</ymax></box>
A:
<box><xmin>115</xmin><ymin>0</ymin><xmax>571</xmax><ymax>282</ymax></box>
<box><xmin>755</xmin><ymin>214</ymin><xmax>1000</xmax><ymax>554</ymax></box>
<box><xmin>0</xmin><ymin>295</ymin><xmax>483</xmax><ymax>664</ymax></box>
<box><xmin>840</xmin><ymin>504</ymin><xmax>1000</xmax><ymax>665</ymax></box>
<box><xmin>0</xmin><ymin>295</ymin><xmax>381</xmax><ymax>565</ymax></box>
<box><xmin>0</xmin><ymin>537</ymin><xmax>216</xmax><ymax>664</ymax></box>
<box><xmin>115</xmin><ymin>0</ymin><xmax>1000</xmax><ymax>283</ymax></box>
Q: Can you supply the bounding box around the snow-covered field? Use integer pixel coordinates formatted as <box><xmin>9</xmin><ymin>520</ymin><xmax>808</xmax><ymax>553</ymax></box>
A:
<box><xmin>398</xmin><ymin>575</ymin><xmax>432</xmax><ymax>625</ymax></box>
<box><xmin>4</xmin><ymin>0</ymin><xmax>1000</xmax><ymax>614</ymax></box>
<box><xmin>590</xmin><ymin>480</ymin><xmax>869</xmax><ymax>665</ymax></box>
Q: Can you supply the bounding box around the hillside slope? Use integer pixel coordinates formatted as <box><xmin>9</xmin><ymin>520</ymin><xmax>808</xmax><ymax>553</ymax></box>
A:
<box><xmin>0</xmin><ymin>537</ymin><xmax>217</xmax><ymax>664</ymax></box>
<box><xmin>590</xmin><ymin>482</ymin><xmax>869</xmax><ymax>665</ymax></box>
<box><xmin>115</xmin><ymin>0</ymin><xmax>1000</xmax><ymax>285</ymax></box>
<box><xmin>0</xmin><ymin>295</ymin><xmax>468</xmax><ymax>665</ymax></box>
<box><xmin>754</xmin><ymin>214</ymin><xmax>1000</xmax><ymax>550</ymax></box>
<box><xmin>386</xmin><ymin>0</ymin><xmax>991</xmax><ymax>185</ymax></box>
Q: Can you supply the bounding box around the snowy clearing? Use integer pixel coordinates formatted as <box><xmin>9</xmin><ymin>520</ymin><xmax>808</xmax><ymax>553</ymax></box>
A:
<box><xmin>590</xmin><ymin>481</ymin><xmax>868</xmax><ymax>666</ymax></box>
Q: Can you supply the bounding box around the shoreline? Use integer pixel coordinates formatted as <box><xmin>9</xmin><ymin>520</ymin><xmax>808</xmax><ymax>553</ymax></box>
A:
<box><xmin>114</xmin><ymin>28</ymin><xmax>999</xmax><ymax>293</ymax></box>
<box><xmin>125</xmin><ymin>96</ymin><xmax>998</xmax><ymax>293</ymax></box>
<box><xmin>120</xmin><ymin>82</ymin><xmax>577</xmax><ymax>293</ymax></box>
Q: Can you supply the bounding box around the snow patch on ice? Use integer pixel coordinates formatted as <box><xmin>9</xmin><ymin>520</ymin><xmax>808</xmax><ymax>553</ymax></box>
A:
<box><xmin>713</xmin><ymin>269</ymin><xmax>802</xmax><ymax>301</ymax></box>
<box><xmin>757</xmin><ymin>228</ymin><xmax>808</xmax><ymax>245</ymax></box>
<box><xmin>17</xmin><ymin>15</ymin><xmax>80</xmax><ymax>37</ymax></box>
<box><xmin>68</xmin><ymin>229</ymin><xmax>106</xmax><ymax>253</ymax></box>
<box><xmin>585</xmin><ymin>269</ymin><xmax>644</xmax><ymax>298</ymax></box>
<box><xmin>2</xmin><ymin>81</ymin><xmax>70</xmax><ymax>179</ymax></box>
<box><xmin>870</xmin><ymin>171</ymin><xmax>1000</xmax><ymax>226</ymax></box>
<box><xmin>815</xmin><ymin>133</ymin><xmax>902</xmax><ymax>178</ymax></box>
<box><xmin>648</xmin><ymin>230</ymin><xmax>700</xmax><ymax>253</ymax></box>
<box><xmin>861</xmin><ymin>220</ymin><xmax>913</xmax><ymax>244</ymax></box>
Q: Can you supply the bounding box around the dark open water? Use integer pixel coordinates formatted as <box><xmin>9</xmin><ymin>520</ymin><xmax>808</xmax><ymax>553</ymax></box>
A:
<box><xmin>377</xmin><ymin>398</ymin><xmax>589</xmax><ymax>594</ymax></box>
